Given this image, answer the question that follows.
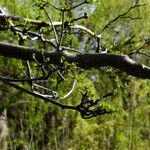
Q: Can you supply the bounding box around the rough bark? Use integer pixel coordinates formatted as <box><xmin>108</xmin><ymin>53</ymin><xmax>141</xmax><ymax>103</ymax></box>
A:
<box><xmin>0</xmin><ymin>110</ymin><xmax>8</xmax><ymax>150</ymax></box>
<box><xmin>0</xmin><ymin>42</ymin><xmax>150</xmax><ymax>79</ymax></box>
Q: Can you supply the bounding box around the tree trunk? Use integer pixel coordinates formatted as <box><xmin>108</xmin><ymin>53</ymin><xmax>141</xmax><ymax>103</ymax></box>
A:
<box><xmin>0</xmin><ymin>109</ymin><xmax>8</xmax><ymax>150</ymax></box>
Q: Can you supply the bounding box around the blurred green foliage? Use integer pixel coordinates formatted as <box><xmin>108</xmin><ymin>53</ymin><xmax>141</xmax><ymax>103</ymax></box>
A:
<box><xmin>0</xmin><ymin>0</ymin><xmax>150</xmax><ymax>149</ymax></box>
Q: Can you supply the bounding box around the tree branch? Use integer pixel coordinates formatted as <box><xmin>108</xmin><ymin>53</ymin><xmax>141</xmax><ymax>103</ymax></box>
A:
<box><xmin>0</xmin><ymin>76</ymin><xmax>76</xmax><ymax>110</ymax></box>
<box><xmin>0</xmin><ymin>14</ymin><xmax>96</xmax><ymax>37</ymax></box>
<box><xmin>0</xmin><ymin>42</ymin><xmax>150</xmax><ymax>79</ymax></box>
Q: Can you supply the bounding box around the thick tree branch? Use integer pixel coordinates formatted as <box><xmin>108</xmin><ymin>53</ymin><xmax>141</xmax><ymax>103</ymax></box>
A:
<box><xmin>0</xmin><ymin>42</ymin><xmax>150</xmax><ymax>79</ymax></box>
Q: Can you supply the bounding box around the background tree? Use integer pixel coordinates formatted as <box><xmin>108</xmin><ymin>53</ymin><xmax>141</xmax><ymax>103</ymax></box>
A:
<box><xmin>0</xmin><ymin>0</ymin><xmax>150</xmax><ymax>149</ymax></box>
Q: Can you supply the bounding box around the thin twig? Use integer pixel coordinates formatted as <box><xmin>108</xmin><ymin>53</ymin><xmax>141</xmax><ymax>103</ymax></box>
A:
<box><xmin>59</xmin><ymin>10</ymin><xmax>65</xmax><ymax>47</ymax></box>
<box><xmin>25</xmin><ymin>61</ymin><xmax>33</xmax><ymax>89</ymax></box>
<box><xmin>73</xmin><ymin>24</ymin><xmax>96</xmax><ymax>37</ymax></box>
<box><xmin>70</xmin><ymin>13</ymin><xmax>88</xmax><ymax>23</ymax></box>
<box><xmin>0</xmin><ymin>13</ymin><xmax>97</xmax><ymax>38</ymax></box>
<box><xmin>0</xmin><ymin>76</ymin><xmax>76</xmax><ymax>110</ymax></box>
<box><xmin>0</xmin><ymin>7</ymin><xmax>25</xmax><ymax>40</ymax></box>
<box><xmin>61</xmin><ymin>79</ymin><xmax>77</xmax><ymax>99</ymax></box>
<box><xmin>51</xmin><ymin>64</ymin><xmax>66</xmax><ymax>81</ymax></box>
<box><xmin>61</xmin><ymin>46</ymin><xmax>81</xmax><ymax>54</ymax></box>
<box><xmin>99</xmin><ymin>1</ymin><xmax>145</xmax><ymax>34</ymax></box>
<box><xmin>42</xmin><ymin>0</ymin><xmax>88</xmax><ymax>12</ymax></box>
<box><xmin>33</xmin><ymin>83</ymin><xmax>59</xmax><ymax>99</ymax></box>
<box><xmin>43</xmin><ymin>7</ymin><xmax>59</xmax><ymax>46</ymax></box>
<box><xmin>63</xmin><ymin>0</ymin><xmax>88</xmax><ymax>11</ymax></box>
<box><xmin>0</xmin><ymin>70</ymin><xmax>52</xmax><ymax>82</ymax></box>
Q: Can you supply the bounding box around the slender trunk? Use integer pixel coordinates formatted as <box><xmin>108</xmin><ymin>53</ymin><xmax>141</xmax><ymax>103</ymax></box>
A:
<box><xmin>0</xmin><ymin>109</ymin><xmax>8</xmax><ymax>150</ymax></box>
<box><xmin>128</xmin><ymin>99</ymin><xmax>136</xmax><ymax>150</ymax></box>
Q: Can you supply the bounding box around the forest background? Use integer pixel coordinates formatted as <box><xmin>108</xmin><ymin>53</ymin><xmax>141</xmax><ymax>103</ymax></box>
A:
<box><xmin>0</xmin><ymin>0</ymin><xmax>150</xmax><ymax>149</ymax></box>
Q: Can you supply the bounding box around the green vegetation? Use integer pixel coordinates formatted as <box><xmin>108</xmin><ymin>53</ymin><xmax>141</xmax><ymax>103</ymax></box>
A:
<box><xmin>0</xmin><ymin>0</ymin><xmax>150</xmax><ymax>149</ymax></box>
